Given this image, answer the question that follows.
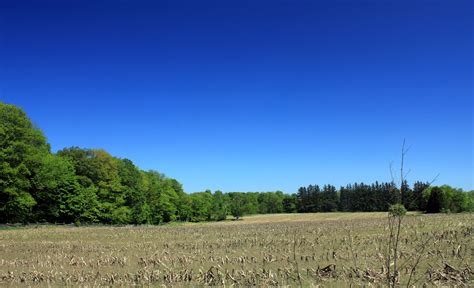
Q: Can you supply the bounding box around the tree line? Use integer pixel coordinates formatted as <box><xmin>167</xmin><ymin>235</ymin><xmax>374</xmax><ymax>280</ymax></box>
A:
<box><xmin>1</xmin><ymin>102</ymin><xmax>472</xmax><ymax>224</ymax></box>
<box><xmin>0</xmin><ymin>102</ymin><xmax>293</xmax><ymax>224</ymax></box>
<box><xmin>297</xmin><ymin>182</ymin><xmax>473</xmax><ymax>214</ymax></box>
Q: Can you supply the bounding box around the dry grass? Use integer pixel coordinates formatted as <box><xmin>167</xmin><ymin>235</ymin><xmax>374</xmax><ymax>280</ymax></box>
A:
<box><xmin>0</xmin><ymin>213</ymin><xmax>472</xmax><ymax>287</ymax></box>
<box><xmin>214</xmin><ymin>212</ymin><xmax>405</xmax><ymax>225</ymax></box>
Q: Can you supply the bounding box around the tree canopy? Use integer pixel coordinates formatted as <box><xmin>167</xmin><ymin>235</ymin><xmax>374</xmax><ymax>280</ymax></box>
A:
<box><xmin>0</xmin><ymin>101</ymin><xmax>471</xmax><ymax>224</ymax></box>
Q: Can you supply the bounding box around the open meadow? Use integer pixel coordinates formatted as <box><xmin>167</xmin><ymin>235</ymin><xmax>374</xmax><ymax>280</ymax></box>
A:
<box><xmin>0</xmin><ymin>212</ymin><xmax>472</xmax><ymax>287</ymax></box>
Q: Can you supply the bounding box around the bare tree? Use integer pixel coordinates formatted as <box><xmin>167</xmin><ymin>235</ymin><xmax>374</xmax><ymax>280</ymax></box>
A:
<box><xmin>386</xmin><ymin>139</ymin><xmax>439</xmax><ymax>287</ymax></box>
<box><xmin>386</xmin><ymin>139</ymin><xmax>409</xmax><ymax>287</ymax></box>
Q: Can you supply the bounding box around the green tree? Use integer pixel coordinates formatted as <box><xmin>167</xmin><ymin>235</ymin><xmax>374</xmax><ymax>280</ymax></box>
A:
<box><xmin>0</xmin><ymin>102</ymin><xmax>50</xmax><ymax>223</ymax></box>
<box><xmin>401</xmin><ymin>180</ymin><xmax>416</xmax><ymax>210</ymax></box>
<box><xmin>142</xmin><ymin>171</ymin><xmax>174</xmax><ymax>223</ymax></box>
<box><xmin>243</xmin><ymin>192</ymin><xmax>259</xmax><ymax>214</ymax></box>
<box><xmin>210</xmin><ymin>190</ymin><xmax>228</xmax><ymax>221</ymax></box>
<box><xmin>117</xmin><ymin>159</ymin><xmax>148</xmax><ymax>223</ymax></box>
<box><xmin>283</xmin><ymin>194</ymin><xmax>297</xmax><ymax>213</ymax></box>
<box><xmin>176</xmin><ymin>193</ymin><xmax>192</xmax><ymax>222</ymax></box>
<box><xmin>439</xmin><ymin>185</ymin><xmax>470</xmax><ymax>213</ymax></box>
<box><xmin>58</xmin><ymin>147</ymin><xmax>125</xmax><ymax>223</ymax></box>
<box><xmin>31</xmin><ymin>154</ymin><xmax>81</xmax><ymax>222</ymax></box>
<box><xmin>412</xmin><ymin>181</ymin><xmax>429</xmax><ymax>211</ymax></box>
<box><xmin>67</xmin><ymin>185</ymin><xmax>101</xmax><ymax>223</ymax></box>
<box><xmin>321</xmin><ymin>185</ymin><xmax>338</xmax><ymax>212</ymax></box>
<box><xmin>230</xmin><ymin>193</ymin><xmax>245</xmax><ymax>220</ymax></box>
<box><xmin>110</xmin><ymin>206</ymin><xmax>132</xmax><ymax>224</ymax></box>
<box><xmin>189</xmin><ymin>191</ymin><xmax>213</xmax><ymax>222</ymax></box>
<box><xmin>258</xmin><ymin>192</ymin><xmax>284</xmax><ymax>214</ymax></box>
<box><xmin>426</xmin><ymin>187</ymin><xmax>444</xmax><ymax>213</ymax></box>
<box><xmin>468</xmin><ymin>191</ymin><xmax>474</xmax><ymax>212</ymax></box>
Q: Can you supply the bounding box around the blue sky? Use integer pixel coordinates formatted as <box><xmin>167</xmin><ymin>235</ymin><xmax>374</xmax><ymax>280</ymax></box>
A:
<box><xmin>1</xmin><ymin>0</ymin><xmax>472</xmax><ymax>192</ymax></box>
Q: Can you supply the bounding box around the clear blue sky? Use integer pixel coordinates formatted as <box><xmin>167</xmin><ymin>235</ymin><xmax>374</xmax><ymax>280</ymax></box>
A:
<box><xmin>1</xmin><ymin>0</ymin><xmax>472</xmax><ymax>192</ymax></box>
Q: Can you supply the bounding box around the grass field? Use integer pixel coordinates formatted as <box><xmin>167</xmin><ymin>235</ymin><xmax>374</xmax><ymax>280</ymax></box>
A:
<box><xmin>0</xmin><ymin>213</ymin><xmax>472</xmax><ymax>287</ymax></box>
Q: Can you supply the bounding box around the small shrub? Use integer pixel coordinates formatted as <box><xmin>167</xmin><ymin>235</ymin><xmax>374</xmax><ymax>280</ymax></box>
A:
<box><xmin>389</xmin><ymin>204</ymin><xmax>407</xmax><ymax>217</ymax></box>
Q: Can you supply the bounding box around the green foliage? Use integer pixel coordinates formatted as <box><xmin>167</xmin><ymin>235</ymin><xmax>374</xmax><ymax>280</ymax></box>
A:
<box><xmin>0</xmin><ymin>102</ymin><xmax>49</xmax><ymax>223</ymax></box>
<box><xmin>189</xmin><ymin>191</ymin><xmax>213</xmax><ymax>222</ymax></box>
<box><xmin>230</xmin><ymin>193</ymin><xmax>245</xmax><ymax>220</ymax></box>
<box><xmin>401</xmin><ymin>180</ymin><xmax>416</xmax><ymax>210</ymax></box>
<box><xmin>176</xmin><ymin>193</ymin><xmax>192</xmax><ymax>222</ymax></box>
<box><xmin>299</xmin><ymin>182</ymin><xmax>399</xmax><ymax>213</ymax></box>
<box><xmin>210</xmin><ymin>191</ymin><xmax>228</xmax><ymax>221</ymax></box>
<box><xmin>282</xmin><ymin>194</ymin><xmax>297</xmax><ymax>213</ymax></box>
<box><xmin>439</xmin><ymin>185</ymin><xmax>470</xmax><ymax>213</ymax></box>
<box><xmin>31</xmin><ymin>154</ymin><xmax>81</xmax><ymax>222</ymax></box>
<box><xmin>321</xmin><ymin>185</ymin><xmax>338</xmax><ymax>212</ymax></box>
<box><xmin>139</xmin><ymin>171</ymin><xmax>183</xmax><ymax>224</ymax></box>
<box><xmin>426</xmin><ymin>187</ymin><xmax>444</xmax><ymax>213</ymax></box>
<box><xmin>413</xmin><ymin>181</ymin><xmax>430</xmax><ymax>211</ymax></box>
<box><xmin>110</xmin><ymin>206</ymin><xmax>132</xmax><ymax>224</ymax></box>
<box><xmin>1</xmin><ymin>101</ymin><xmax>471</xmax><ymax>224</ymax></box>
<box><xmin>419</xmin><ymin>185</ymin><xmax>472</xmax><ymax>214</ymax></box>
<box><xmin>0</xmin><ymin>101</ymin><xmax>190</xmax><ymax>224</ymax></box>
<box><xmin>69</xmin><ymin>185</ymin><xmax>101</xmax><ymax>223</ymax></box>
<box><xmin>118</xmin><ymin>159</ymin><xmax>145</xmax><ymax>223</ymax></box>
<box><xmin>258</xmin><ymin>192</ymin><xmax>284</xmax><ymax>214</ymax></box>
<box><xmin>468</xmin><ymin>191</ymin><xmax>474</xmax><ymax>212</ymax></box>
<box><xmin>388</xmin><ymin>203</ymin><xmax>407</xmax><ymax>217</ymax></box>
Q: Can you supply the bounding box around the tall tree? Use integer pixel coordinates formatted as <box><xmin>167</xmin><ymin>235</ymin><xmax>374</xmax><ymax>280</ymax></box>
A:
<box><xmin>0</xmin><ymin>102</ymin><xmax>50</xmax><ymax>222</ymax></box>
<box><xmin>426</xmin><ymin>187</ymin><xmax>444</xmax><ymax>213</ymax></box>
<box><xmin>58</xmin><ymin>147</ymin><xmax>127</xmax><ymax>223</ymax></box>
<box><xmin>321</xmin><ymin>185</ymin><xmax>338</xmax><ymax>212</ymax></box>
<box><xmin>210</xmin><ymin>190</ymin><xmax>228</xmax><ymax>221</ymax></box>
<box><xmin>413</xmin><ymin>181</ymin><xmax>429</xmax><ymax>211</ymax></box>
<box><xmin>118</xmin><ymin>159</ymin><xmax>148</xmax><ymax>223</ymax></box>
<box><xmin>31</xmin><ymin>154</ymin><xmax>81</xmax><ymax>222</ymax></box>
<box><xmin>283</xmin><ymin>194</ymin><xmax>298</xmax><ymax>213</ymax></box>
<box><xmin>230</xmin><ymin>192</ymin><xmax>245</xmax><ymax>220</ymax></box>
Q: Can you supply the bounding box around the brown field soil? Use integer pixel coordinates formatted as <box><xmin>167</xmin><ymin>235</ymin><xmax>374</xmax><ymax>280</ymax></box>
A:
<box><xmin>0</xmin><ymin>212</ymin><xmax>472</xmax><ymax>287</ymax></box>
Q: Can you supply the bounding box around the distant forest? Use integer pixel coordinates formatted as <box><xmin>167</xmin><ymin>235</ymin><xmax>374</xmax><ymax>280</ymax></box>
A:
<box><xmin>1</xmin><ymin>102</ymin><xmax>473</xmax><ymax>224</ymax></box>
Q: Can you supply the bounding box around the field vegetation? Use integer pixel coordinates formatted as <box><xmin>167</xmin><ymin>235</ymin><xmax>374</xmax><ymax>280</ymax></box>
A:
<box><xmin>0</xmin><ymin>213</ymin><xmax>472</xmax><ymax>287</ymax></box>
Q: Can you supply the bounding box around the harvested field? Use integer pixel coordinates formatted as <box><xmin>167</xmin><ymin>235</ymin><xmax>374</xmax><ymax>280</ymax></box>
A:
<box><xmin>0</xmin><ymin>213</ymin><xmax>472</xmax><ymax>287</ymax></box>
